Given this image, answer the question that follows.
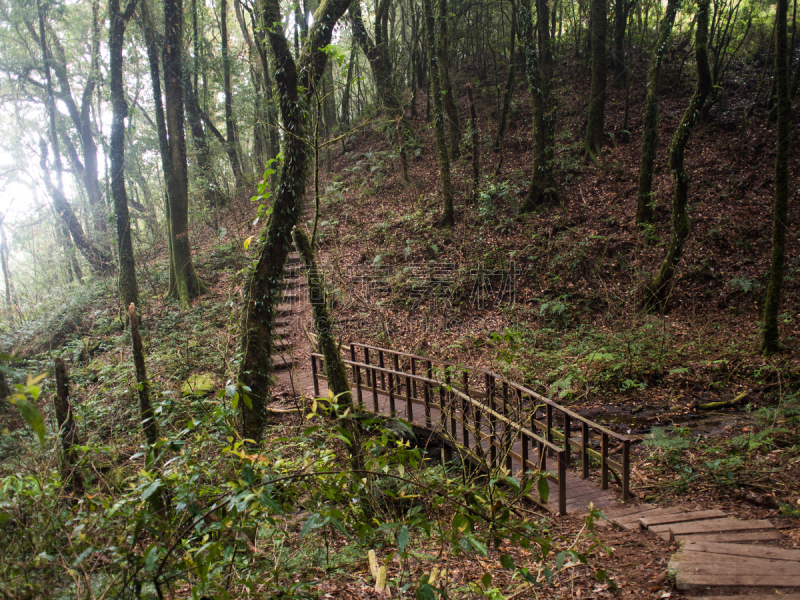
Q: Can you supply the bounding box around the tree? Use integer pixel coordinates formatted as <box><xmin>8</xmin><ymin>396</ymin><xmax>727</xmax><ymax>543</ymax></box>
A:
<box><xmin>584</xmin><ymin>0</ymin><xmax>607</xmax><ymax>156</ymax></box>
<box><xmin>438</xmin><ymin>0</ymin><xmax>461</xmax><ymax>158</ymax></box>
<box><xmin>109</xmin><ymin>0</ymin><xmax>140</xmax><ymax>310</ymax></box>
<box><xmin>163</xmin><ymin>0</ymin><xmax>204</xmax><ymax>308</ymax></box>
<box><xmin>237</xmin><ymin>0</ymin><xmax>352</xmax><ymax>442</ymax></box>
<box><xmin>219</xmin><ymin>0</ymin><xmax>246</xmax><ymax>190</ymax></box>
<box><xmin>761</xmin><ymin>0</ymin><xmax>791</xmax><ymax>354</ymax></box>
<box><xmin>422</xmin><ymin>0</ymin><xmax>455</xmax><ymax>226</ymax></box>
<box><xmin>34</xmin><ymin>0</ymin><xmax>114</xmax><ymax>276</ymax></box>
<box><xmin>349</xmin><ymin>0</ymin><xmax>414</xmax><ymax>176</ymax></box>
<box><xmin>644</xmin><ymin>0</ymin><xmax>711</xmax><ymax>308</ymax></box>
<box><xmin>636</xmin><ymin>0</ymin><xmax>680</xmax><ymax>224</ymax></box>
<box><xmin>518</xmin><ymin>0</ymin><xmax>557</xmax><ymax>210</ymax></box>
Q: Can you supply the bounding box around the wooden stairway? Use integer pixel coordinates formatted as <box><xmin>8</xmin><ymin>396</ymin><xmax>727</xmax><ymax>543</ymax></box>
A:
<box><xmin>604</xmin><ymin>504</ymin><xmax>800</xmax><ymax>596</ymax></box>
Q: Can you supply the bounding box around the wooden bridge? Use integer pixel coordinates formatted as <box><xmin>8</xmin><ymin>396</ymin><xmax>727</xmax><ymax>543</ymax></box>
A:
<box><xmin>309</xmin><ymin>343</ymin><xmax>631</xmax><ymax>516</ymax></box>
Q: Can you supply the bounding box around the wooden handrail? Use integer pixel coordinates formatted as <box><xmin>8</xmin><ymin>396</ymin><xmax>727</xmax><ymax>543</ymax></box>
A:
<box><xmin>311</xmin><ymin>341</ymin><xmax>633</xmax><ymax>513</ymax></box>
<box><xmin>350</xmin><ymin>342</ymin><xmax>628</xmax><ymax>442</ymax></box>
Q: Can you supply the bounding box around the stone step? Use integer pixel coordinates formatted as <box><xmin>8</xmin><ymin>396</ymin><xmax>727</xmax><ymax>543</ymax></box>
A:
<box><xmin>272</xmin><ymin>356</ymin><xmax>294</xmax><ymax>371</ymax></box>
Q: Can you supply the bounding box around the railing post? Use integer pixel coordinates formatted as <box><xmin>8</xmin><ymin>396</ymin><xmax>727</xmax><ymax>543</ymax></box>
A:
<box><xmin>558</xmin><ymin>449</ymin><xmax>568</xmax><ymax>516</ymax></box>
<box><xmin>486</xmin><ymin>374</ymin><xmax>497</xmax><ymax>471</ymax></box>
<box><xmin>424</xmin><ymin>361</ymin><xmax>433</xmax><ymax>428</ymax></box>
<box><xmin>378</xmin><ymin>350</ymin><xmax>386</xmax><ymax>391</ymax></box>
<box><xmin>546</xmin><ymin>404</ymin><xmax>553</xmax><ymax>456</ymax></box>
<box><xmin>350</xmin><ymin>344</ymin><xmax>363</xmax><ymax>408</ymax></box>
<box><xmin>405</xmin><ymin>367</ymin><xmax>414</xmax><ymax>421</ymax></box>
<box><xmin>311</xmin><ymin>354</ymin><xmax>319</xmax><ymax>397</ymax></box>
<box><xmin>503</xmin><ymin>382</ymin><xmax>512</xmax><ymax>472</ymax></box>
<box><xmin>364</xmin><ymin>347</ymin><xmax>371</xmax><ymax>388</ymax></box>
<box><xmin>601</xmin><ymin>432</ymin><xmax>609</xmax><ymax>490</ymax></box>
<box><xmin>446</xmin><ymin>369</ymin><xmax>456</xmax><ymax>439</ymax></box>
<box><xmin>534</xmin><ymin>415</ymin><xmax>546</xmax><ymax>472</ymax></box>
<box><xmin>368</xmin><ymin>353</ymin><xmax>379</xmax><ymax>413</ymax></box>
<box><xmin>622</xmin><ymin>439</ymin><xmax>631</xmax><ymax>501</ymax></box>
<box><xmin>520</xmin><ymin>429</ymin><xmax>528</xmax><ymax>483</ymax></box>
<box><xmin>581</xmin><ymin>422</ymin><xmax>590</xmax><ymax>480</ymax></box>
<box><xmin>388</xmin><ymin>369</ymin><xmax>395</xmax><ymax>415</ymax></box>
<box><xmin>563</xmin><ymin>412</ymin><xmax>571</xmax><ymax>467</ymax></box>
<box><xmin>461</xmin><ymin>371</ymin><xmax>470</xmax><ymax>448</ymax></box>
<box><xmin>411</xmin><ymin>358</ymin><xmax>417</xmax><ymax>401</ymax></box>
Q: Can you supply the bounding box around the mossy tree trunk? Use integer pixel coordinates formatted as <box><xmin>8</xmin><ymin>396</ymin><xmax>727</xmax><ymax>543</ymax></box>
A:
<box><xmin>128</xmin><ymin>304</ymin><xmax>158</xmax><ymax>446</ymax></box>
<box><xmin>220</xmin><ymin>0</ymin><xmax>245</xmax><ymax>191</ymax></box>
<box><xmin>761</xmin><ymin>0</ymin><xmax>791</xmax><ymax>354</ymax></box>
<box><xmin>643</xmin><ymin>0</ymin><xmax>711</xmax><ymax>308</ymax></box>
<box><xmin>423</xmin><ymin>0</ymin><xmax>455</xmax><ymax>226</ymax></box>
<box><xmin>636</xmin><ymin>0</ymin><xmax>680</xmax><ymax>224</ymax></box>
<box><xmin>583</xmin><ymin>0</ymin><xmax>607</xmax><ymax>156</ymax></box>
<box><xmin>109</xmin><ymin>0</ymin><xmax>140</xmax><ymax>311</ymax></box>
<box><xmin>237</xmin><ymin>0</ymin><xmax>353</xmax><ymax>443</ymax></box>
<box><xmin>438</xmin><ymin>0</ymin><xmax>461</xmax><ymax>158</ymax></box>
<box><xmin>494</xmin><ymin>2</ymin><xmax>516</xmax><ymax>161</ymax></box>
<box><xmin>140</xmin><ymin>0</ymin><xmax>176</xmax><ymax>297</ymax></box>
<box><xmin>518</xmin><ymin>0</ymin><xmax>558</xmax><ymax>211</ymax></box>
<box><xmin>163</xmin><ymin>0</ymin><xmax>205</xmax><ymax>309</ymax></box>
<box><xmin>54</xmin><ymin>358</ymin><xmax>83</xmax><ymax>493</ymax></box>
<box><xmin>349</xmin><ymin>0</ymin><xmax>415</xmax><ymax>176</ymax></box>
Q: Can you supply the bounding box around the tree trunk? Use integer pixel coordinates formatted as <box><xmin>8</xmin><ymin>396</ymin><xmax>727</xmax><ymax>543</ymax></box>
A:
<box><xmin>761</xmin><ymin>0</ymin><xmax>791</xmax><ymax>354</ymax></box>
<box><xmin>467</xmin><ymin>83</ymin><xmax>479</xmax><ymax>199</ymax></box>
<box><xmin>221</xmin><ymin>0</ymin><xmax>245</xmax><ymax>191</ymax></box>
<box><xmin>518</xmin><ymin>0</ymin><xmax>558</xmax><ymax>211</ymax></box>
<box><xmin>423</xmin><ymin>0</ymin><xmax>455</xmax><ymax>226</ymax></box>
<box><xmin>644</xmin><ymin>0</ymin><xmax>711</xmax><ymax>308</ymax></box>
<box><xmin>494</xmin><ymin>1</ymin><xmax>516</xmax><ymax>160</ymax></box>
<box><xmin>128</xmin><ymin>303</ymin><xmax>158</xmax><ymax>446</ymax></box>
<box><xmin>237</xmin><ymin>0</ymin><xmax>352</xmax><ymax>442</ymax></box>
<box><xmin>54</xmin><ymin>358</ymin><xmax>83</xmax><ymax>493</ymax></box>
<box><xmin>438</xmin><ymin>0</ymin><xmax>461</xmax><ymax>158</ymax></box>
<box><xmin>584</xmin><ymin>0</ymin><xmax>607</xmax><ymax>156</ymax></box>
<box><xmin>636</xmin><ymin>0</ymin><xmax>680</xmax><ymax>224</ymax></box>
<box><xmin>36</xmin><ymin>0</ymin><xmax>114</xmax><ymax>276</ymax></box>
<box><xmin>164</xmin><ymin>0</ymin><xmax>204</xmax><ymax>309</ymax></box>
<box><xmin>140</xmin><ymin>0</ymin><xmax>176</xmax><ymax>297</ymax></box>
<box><xmin>340</xmin><ymin>41</ymin><xmax>357</xmax><ymax>128</ymax></box>
<box><xmin>613</xmin><ymin>0</ymin><xmax>633</xmax><ymax>87</ymax></box>
<box><xmin>109</xmin><ymin>0</ymin><xmax>140</xmax><ymax>311</ymax></box>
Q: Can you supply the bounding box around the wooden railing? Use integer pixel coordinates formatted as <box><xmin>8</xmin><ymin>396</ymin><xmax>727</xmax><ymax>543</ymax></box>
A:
<box><xmin>310</xmin><ymin>343</ymin><xmax>631</xmax><ymax>515</ymax></box>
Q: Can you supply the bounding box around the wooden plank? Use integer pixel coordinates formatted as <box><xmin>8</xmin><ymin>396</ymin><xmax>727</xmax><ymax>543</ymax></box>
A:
<box><xmin>681</xmin><ymin>541</ymin><xmax>800</xmax><ymax>562</ymax></box>
<box><xmin>674</xmin><ymin>571</ymin><xmax>800</xmax><ymax>590</ymax></box>
<box><xmin>614</xmin><ymin>505</ymin><xmax>689</xmax><ymax>525</ymax></box>
<box><xmin>640</xmin><ymin>509</ymin><xmax>728</xmax><ymax>528</ymax></box>
<box><xmin>650</xmin><ymin>518</ymin><xmax>774</xmax><ymax>535</ymax></box>
<box><xmin>665</xmin><ymin>530</ymin><xmax>785</xmax><ymax>543</ymax></box>
<box><xmin>692</xmin><ymin>593</ymin><xmax>800</xmax><ymax>600</ymax></box>
<box><xmin>671</xmin><ymin>551</ymin><xmax>799</xmax><ymax>568</ymax></box>
<box><xmin>603</xmin><ymin>504</ymin><xmax>657</xmax><ymax>519</ymax></box>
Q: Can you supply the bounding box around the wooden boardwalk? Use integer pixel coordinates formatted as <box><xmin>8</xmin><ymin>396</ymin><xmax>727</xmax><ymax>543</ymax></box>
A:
<box><xmin>274</xmin><ymin>252</ymin><xmax>800</xmax><ymax>597</ymax></box>
<box><xmin>604</xmin><ymin>503</ymin><xmax>800</xmax><ymax>596</ymax></box>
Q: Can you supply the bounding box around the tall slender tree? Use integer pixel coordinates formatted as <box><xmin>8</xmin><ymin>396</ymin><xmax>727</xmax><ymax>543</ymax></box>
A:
<box><xmin>584</xmin><ymin>0</ymin><xmax>607</xmax><ymax>156</ymax></box>
<box><xmin>636</xmin><ymin>0</ymin><xmax>680</xmax><ymax>224</ymax></box>
<box><xmin>761</xmin><ymin>0</ymin><xmax>792</xmax><ymax>354</ymax></box>
<box><xmin>220</xmin><ymin>0</ymin><xmax>246</xmax><ymax>190</ymax></box>
<box><xmin>163</xmin><ymin>0</ymin><xmax>204</xmax><ymax>308</ymax></box>
<box><xmin>438</xmin><ymin>0</ymin><xmax>461</xmax><ymax>157</ymax></box>
<box><xmin>237</xmin><ymin>0</ymin><xmax>352</xmax><ymax>442</ymax></box>
<box><xmin>644</xmin><ymin>0</ymin><xmax>711</xmax><ymax>307</ymax></box>
<box><xmin>109</xmin><ymin>0</ymin><xmax>140</xmax><ymax>311</ymax></box>
<box><xmin>423</xmin><ymin>0</ymin><xmax>455</xmax><ymax>226</ymax></box>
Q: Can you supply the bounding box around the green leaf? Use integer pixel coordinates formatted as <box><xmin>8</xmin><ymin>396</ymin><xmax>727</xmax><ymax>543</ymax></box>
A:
<box><xmin>10</xmin><ymin>398</ymin><xmax>45</xmax><ymax>446</ymax></box>
<box><xmin>397</xmin><ymin>525</ymin><xmax>409</xmax><ymax>554</ymax></box>
<box><xmin>144</xmin><ymin>544</ymin><xmax>159</xmax><ymax>572</ymax></box>
<box><xmin>499</xmin><ymin>554</ymin><xmax>515</xmax><ymax>569</ymax></box>
<box><xmin>72</xmin><ymin>546</ymin><xmax>94</xmax><ymax>566</ymax></box>
<box><xmin>481</xmin><ymin>572</ymin><xmax>492</xmax><ymax>588</ymax></box>
<box><xmin>537</xmin><ymin>476</ymin><xmax>550</xmax><ymax>503</ymax></box>
<box><xmin>141</xmin><ymin>481</ymin><xmax>161</xmax><ymax>502</ymax></box>
<box><xmin>469</xmin><ymin>536</ymin><xmax>488</xmax><ymax>556</ymax></box>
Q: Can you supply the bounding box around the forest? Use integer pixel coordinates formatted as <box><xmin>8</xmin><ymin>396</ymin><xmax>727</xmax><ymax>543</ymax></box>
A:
<box><xmin>0</xmin><ymin>0</ymin><xmax>798</xmax><ymax>595</ymax></box>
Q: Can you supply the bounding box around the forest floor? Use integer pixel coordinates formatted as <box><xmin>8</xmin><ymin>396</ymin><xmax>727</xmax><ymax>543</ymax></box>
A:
<box><xmin>2</xmin><ymin>53</ymin><xmax>800</xmax><ymax>598</ymax></box>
